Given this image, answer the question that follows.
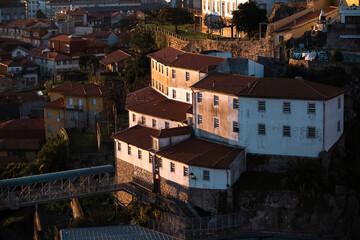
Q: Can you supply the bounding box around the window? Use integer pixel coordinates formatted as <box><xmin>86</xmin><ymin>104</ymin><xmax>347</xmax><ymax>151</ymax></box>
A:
<box><xmin>152</xmin><ymin>119</ymin><xmax>156</xmax><ymax>128</ymax></box>
<box><xmin>283</xmin><ymin>125</ymin><xmax>291</xmax><ymax>137</ymax></box>
<box><xmin>233</xmin><ymin>98</ymin><xmax>239</xmax><ymax>109</ymax></box>
<box><xmin>258</xmin><ymin>124</ymin><xmax>266</xmax><ymax>135</ymax></box>
<box><xmin>170</xmin><ymin>162</ymin><xmax>175</xmax><ymax>172</ymax></box>
<box><xmin>152</xmin><ymin>78</ymin><xmax>154</xmax><ymax>86</ymax></box>
<box><xmin>141</xmin><ymin>116</ymin><xmax>145</xmax><ymax>125</ymax></box>
<box><xmin>78</xmin><ymin>99</ymin><xmax>83</xmax><ymax>109</ymax></box>
<box><xmin>162</xmin><ymin>84</ymin><xmax>164</xmax><ymax>93</ymax></box>
<box><xmin>186</xmin><ymin>72</ymin><xmax>190</xmax><ymax>81</ymax></box>
<box><xmin>69</xmin><ymin>98</ymin><xmax>73</xmax><ymax>105</ymax></box>
<box><xmin>156</xmin><ymin>81</ymin><xmax>158</xmax><ymax>89</ymax></box>
<box><xmin>308</xmin><ymin>103</ymin><xmax>316</xmax><ymax>114</ymax></box>
<box><xmin>158</xmin><ymin>158</ymin><xmax>162</xmax><ymax>168</ymax></box>
<box><xmin>186</xmin><ymin>92</ymin><xmax>190</xmax><ymax>102</ymax></box>
<box><xmin>165</xmin><ymin>122</ymin><xmax>169</xmax><ymax>129</ymax></box>
<box><xmin>197</xmin><ymin>93</ymin><xmax>202</xmax><ymax>103</ymax></box>
<box><xmin>233</xmin><ymin>2</ymin><xmax>235</xmax><ymax>11</ymax></box>
<box><xmin>227</xmin><ymin>2</ymin><xmax>230</xmax><ymax>13</ymax></box>
<box><xmin>279</xmin><ymin>35</ymin><xmax>284</xmax><ymax>43</ymax></box>
<box><xmin>52</xmin><ymin>95</ymin><xmax>56</xmax><ymax>101</ymax></box>
<box><xmin>155</xmin><ymin>62</ymin><xmax>157</xmax><ymax>71</ymax></box>
<box><xmin>172</xmin><ymin>69</ymin><xmax>176</xmax><ymax>78</ymax></box>
<box><xmin>214</xmin><ymin>95</ymin><xmax>219</xmax><ymax>106</ymax></box>
<box><xmin>172</xmin><ymin>89</ymin><xmax>176</xmax><ymax>98</ymax></box>
<box><xmin>47</xmin><ymin>111</ymin><xmax>51</xmax><ymax>118</ymax></box>
<box><xmin>132</xmin><ymin>114</ymin><xmax>135</xmax><ymax>122</ymax></box>
<box><xmin>149</xmin><ymin>153</ymin><xmax>152</xmax><ymax>163</ymax></box>
<box><xmin>338</xmin><ymin>97</ymin><xmax>341</xmax><ymax>109</ymax></box>
<box><xmin>233</xmin><ymin>121</ymin><xmax>239</xmax><ymax>132</ymax></box>
<box><xmin>203</xmin><ymin>170</ymin><xmax>210</xmax><ymax>181</ymax></box>
<box><xmin>166</xmin><ymin>67</ymin><xmax>168</xmax><ymax>76</ymax></box>
<box><xmin>337</xmin><ymin>120</ymin><xmax>340</xmax><ymax>132</ymax></box>
<box><xmin>258</xmin><ymin>101</ymin><xmax>266</xmax><ymax>112</ymax></box>
<box><xmin>118</xmin><ymin>142</ymin><xmax>121</xmax><ymax>151</ymax></box>
<box><xmin>214</xmin><ymin>117</ymin><xmax>219</xmax><ymax>128</ymax></box>
<box><xmin>128</xmin><ymin>145</ymin><xmax>131</xmax><ymax>155</ymax></box>
<box><xmin>161</xmin><ymin>65</ymin><xmax>163</xmax><ymax>74</ymax></box>
<box><xmin>47</xmin><ymin>125</ymin><xmax>52</xmax><ymax>132</ymax></box>
<box><xmin>92</xmin><ymin>99</ymin><xmax>96</xmax><ymax>105</ymax></box>
<box><xmin>138</xmin><ymin>150</ymin><xmax>142</xmax><ymax>159</ymax></box>
<box><xmin>283</xmin><ymin>102</ymin><xmax>291</xmax><ymax>114</ymax></box>
<box><xmin>183</xmin><ymin>167</ymin><xmax>188</xmax><ymax>177</ymax></box>
<box><xmin>65</xmin><ymin>44</ymin><xmax>70</xmax><ymax>53</ymax></box>
<box><xmin>152</xmin><ymin>60</ymin><xmax>154</xmax><ymax>69</ymax></box>
<box><xmin>307</xmin><ymin>127</ymin><xmax>315</xmax><ymax>138</ymax></box>
<box><xmin>198</xmin><ymin>114</ymin><xmax>203</xmax><ymax>125</ymax></box>
<box><xmin>59</xmin><ymin>112</ymin><xmax>63</xmax><ymax>119</ymax></box>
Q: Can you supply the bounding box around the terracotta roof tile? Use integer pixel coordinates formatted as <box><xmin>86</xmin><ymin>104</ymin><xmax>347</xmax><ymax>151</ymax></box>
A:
<box><xmin>43</xmin><ymin>98</ymin><xmax>65</xmax><ymax>109</ymax></box>
<box><xmin>148</xmin><ymin>47</ymin><xmax>185</xmax><ymax>65</ymax></box>
<box><xmin>192</xmin><ymin>73</ymin><xmax>346</xmax><ymax>100</ymax></box>
<box><xmin>3</xmin><ymin>90</ymin><xmax>45</xmax><ymax>103</ymax></box>
<box><xmin>126</xmin><ymin>87</ymin><xmax>191</xmax><ymax>122</ymax></box>
<box><xmin>112</xmin><ymin>125</ymin><xmax>159</xmax><ymax>150</ymax></box>
<box><xmin>171</xmin><ymin>53</ymin><xmax>226</xmax><ymax>72</ymax></box>
<box><xmin>62</xmin><ymin>83</ymin><xmax>111</xmax><ymax>97</ymax></box>
<box><xmin>99</xmin><ymin>50</ymin><xmax>131</xmax><ymax>65</ymax></box>
<box><xmin>83</xmin><ymin>31</ymin><xmax>113</xmax><ymax>40</ymax></box>
<box><xmin>0</xmin><ymin>119</ymin><xmax>45</xmax><ymax>139</ymax></box>
<box><xmin>28</xmin><ymin>47</ymin><xmax>72</xmax><ymax>61</ymax></box>
<box><xmin>49</xmin><ymin>81</ymin><xmax>81</xmax><ymax>93</ymax></box>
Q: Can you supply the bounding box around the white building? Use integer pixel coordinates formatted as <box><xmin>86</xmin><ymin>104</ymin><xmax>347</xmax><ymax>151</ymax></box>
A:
<box><xmin>191</xmin><ymin>73</ymin><xmax>345</xmax><ymax>158</ymax></box>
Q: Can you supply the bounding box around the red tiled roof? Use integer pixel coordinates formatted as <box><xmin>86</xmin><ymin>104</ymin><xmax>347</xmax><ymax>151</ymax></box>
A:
<box><xmin>171</xmin><ymin>53</ymin><xmax>226</xmax><ymax>72</ymax></box>
<box><xmin>126</xmin><ymin>87</ymin><xmax>191</xmax><ymax>122</ymax></box>
<box><xmin>0</xmin><ymin>119</ymin><xmax>45</xmax><ymax>139</ymax></box>
<box><xmin>192</xmin><ymin>72</ymin><xmax>258</xmax><ymax>95</ymax></box>
<box><xmin>192</xmin><ymin>73</ymin><xmax>346</xmax><ymax>100</ymax></box>
<box><xmin>125</xmin><ymin>86</ymin><xmax>169</xmax><ymax>108</ymax></box>
<box><xmin>28</xmin><ymin>47</ymin><xmax>72</xmax><ymax>61</ymax></box>
<box><xmin>99</xmin><ymin>50</ymin><xmax>131</xmax><ymax>65</ymax></box>
<box><xmin>3</xmin><ymin>90</ymin><xmax>45</xmax><ymax>103</ymax></box>
<box><xmin>42</xmin><ymin>98</ymin><xmax>65</xmax><ymax>109</ymax></box>
<box><xmin>49</xmin><ymin>81</ymin><xmax>82</xmax><ymax>93</ymax></box>
<box><xmin>157</xmin><ymin>138</ymin><xmax>244</xmax><ymax>169</ymax></box>
<box><xmin>277</xmin><ymin>6</ymin><xmax>338</xmax><ymax>32</ymax></box>
<box><xmin>112</xmin><ymin>125</ymin><xmax>159</xmax><ymax>150</ymax></box>
<box><xmin>83</xmin><ymin>31</ymin><xmax>112</xmax><ymax>40</ymax></box>
<box><xmin>50</xmin><ymin>34</ymin><xmax>84</xmax><ymax>42</ymax></box>
<box><xmin>148</xmin><ymin>47</ymin><xmax>185</xmax><ymax>65</ymax></box>
<box><xmin>152</xmin><ymin>126</ymin><xmax>191</xmax><ymax>138</ymax></box>
<box><xmin>62</xmin><ymin>83</ymin><xmax>111</xmax><ymax>97</ymax></box>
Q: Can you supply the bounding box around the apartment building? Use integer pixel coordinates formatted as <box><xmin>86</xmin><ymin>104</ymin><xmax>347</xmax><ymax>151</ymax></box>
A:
<box><xmin>43</xmin><ymin>81</ymin><xmax>111</xmax><ymax>138</ymax></box>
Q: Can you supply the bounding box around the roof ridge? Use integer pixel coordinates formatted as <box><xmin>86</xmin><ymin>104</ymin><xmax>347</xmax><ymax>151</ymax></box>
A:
<box><xmin>300</xmin><ymin>79</ymin><xmax>327</xmax><ymax>99</ymax></box>
<box><xmin>212</xmin><ymin>147</ymin><xmax>237</xmax><ymax>168</ymax></box>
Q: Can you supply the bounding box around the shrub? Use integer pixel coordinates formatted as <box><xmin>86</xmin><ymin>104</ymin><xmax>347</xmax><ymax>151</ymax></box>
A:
<box><xmin>331</xmin><ymin>48</ymin><xmax>344</xmax><ymax>62</ymax></box>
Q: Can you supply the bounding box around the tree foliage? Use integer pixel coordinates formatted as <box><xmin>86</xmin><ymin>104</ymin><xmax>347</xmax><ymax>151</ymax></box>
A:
<box><xmin>232</xmin><ymin>2</ymin><xmax>267</xmax><ymax>38</ymax></box>
<box><xmin>36</xmin><ymin>10</ymin><xmax>47</xmax><ymax>19</ymax></box>
<box><xmin>331</xmin><ymin>48</ymin><xmax>344</xmax><ymax>62</ymax></box>
<box><xmin>204</xmin><ymin>14</ymin><xmax>226</xmax><ymax>32</ymax></box>
<box><xmin>130</xmin><ymin>27</ymin><xmax>157</xmax><ymax>55</ymax></box>
<box><xmin>113</xmin><ymin>18</ymin><xmax>138</xmax><ymax>32</ymax></box>
<box><xmin>156</xmin><ymin>7</ymin><xmax>194</xmax><ymax>34</ymax></box>
<box><xmin>79</xmin><ymin>54</ymin><xmax>102</xmax><ymax>72</ymax></box>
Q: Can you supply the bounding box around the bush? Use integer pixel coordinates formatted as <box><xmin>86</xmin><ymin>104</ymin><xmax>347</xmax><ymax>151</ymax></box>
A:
<box><xmin>330</xmin><ymin>48</ymin><xmax>344</xmax><ymax>62</ymax></box>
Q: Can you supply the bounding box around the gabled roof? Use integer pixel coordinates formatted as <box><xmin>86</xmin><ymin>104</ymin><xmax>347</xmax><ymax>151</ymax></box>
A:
<box><xmin>126</xmin><ymin>87</ymin><xmax>191</xmax><ymax>122</ymax></box>
<box><xmin>28</xmin><ymin>47</ymin><xmax>72</xmax><ymax>61</ymax></box>
<box><xmin>99</xmin><ymin>50</ymin><xmax>131</xmax><ymax>65</ymax></box>
<box><xmin>2</xmin><ymin>90</ymin><xmax>46</xmax><ymax>103</ymax></box>
<box><xmin>61</xmin><ymin>83</ymin><xmax>111</xmax><ymax>97</ymax></box>
<box><xmin>112</xmin><ymin>125</ymin><xmax>159</xmax><ymax>150</ymax></box>
<box><xmin>192</xmin><ymin>72</ymin><xmax>258</xmax><ymax>95</ymax></box>
<box><xmin>148</xmin><ymin>47</ymin><xmax>185</xmax><ymax>65</ymax></box>
<box><xmin>0</xmin><ymin>119</ymin><xmax>44</xmax><ymax>139</ymax></box>
<box><xmin>49</xmin><ymin>81</ymin><xmax>82</xmax><ymax>93</ymax></box>
<box><xmin>42</xmin><ymin>98</ymin><xmax>65</xmax><ymax>109</ymax></box>
<box><xmin>157</xmin><ymin>138</ymin><xmax>244</xmax><ymax>169</ymax></box>
<box><xmin>171</xmin><ymin>53</ymin><xmax>226</xmax><ymax>73</ymax></box>
<box><xmin>192</xmin><ymin>73</ymin><xmax>346</xmax><ymax>100</ymax></box>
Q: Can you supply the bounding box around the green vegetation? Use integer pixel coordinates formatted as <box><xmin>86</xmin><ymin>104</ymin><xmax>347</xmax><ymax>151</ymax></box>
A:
<box><xmin>156</xmin><ymin>7</ymin><xmax>194</xmax><ymax>34</ymax></box>
<box><xmin>127</xmin><ymin>199</ymin><xmax>171</xmax><ymax>226</ymax></box>
<box><xmin>68</xmin><ymin>130</ymin><xmax>98</xmax><ymax>154</ymax></box>
<box><xmin>232</xmin><ymin>1</ymin><xmax>267</xmax><ymax>38</ymax></box>
<box><xmin>130</xmin><ymin>27</ymin><xmax>157</xmax><ymax>55</ymax></box>
<box><xmin>60</xmin><ymin>70</ymin><xmax>90</xmax><ymax>83</ymax></box>
<box><xmin>330</xmin><ymin>48</ymin><xmax>344</xmax><ymax>62</ymax></box>
<box><xmin>145</xmin><ymin>22</ymin><xmax>209</xmax><ymax>39</ymax></box>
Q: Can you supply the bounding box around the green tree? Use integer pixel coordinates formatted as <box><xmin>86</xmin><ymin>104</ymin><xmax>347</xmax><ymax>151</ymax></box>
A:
<box><xmin>232</xmin><ymin>2</ymin><xmax>267</xmax><ymax>38</ymax></box>
<box><xmin>156</xmin><ymin>7</ymin><xmax>194</xmax><ymax>34</ymax></box>
<box><xmin>35</xmin><ymin>135</ymin><xmax>68</xmax><ymax>173</ymax></box>
<box><xmin>331</xmin><ymin>48</ymin><xmax>344</xmax><ymax>62</ymax></box>
<box><xmin>113</xmin><ymin>18</ymin><xmax>138</xmax><ymax>32</ymax></box>
<box><xmin>36</xmin><ymin>9</ymin><xmax>47</xmax><ymax>19</ymax></box>
<box><xmin>130</xmin><ymin>27</ymin><xmax>157</xmax><ymax>55</ymax></box>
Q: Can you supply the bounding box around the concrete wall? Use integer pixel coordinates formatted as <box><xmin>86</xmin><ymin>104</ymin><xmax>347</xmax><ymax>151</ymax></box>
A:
<box><xmin>128</xmin><ymin>110</ymin><xmax>183</xmax><ymax>129</ymax></box>
<box><xmin>324</xmin><ymin>94</ymin><xmax>344</xmax><ymax>151</ymax></box>
<box><xmin>168</xmin><ymin>87</ymin><xmax>193</xmax><ymax>104</ymax></box>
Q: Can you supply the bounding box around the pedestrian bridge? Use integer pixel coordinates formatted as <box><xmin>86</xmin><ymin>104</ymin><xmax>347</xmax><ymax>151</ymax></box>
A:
<box><xmin>0</xmin><ymin>165</ymin><xmax>138</xmax><ymax>210</ymax></box>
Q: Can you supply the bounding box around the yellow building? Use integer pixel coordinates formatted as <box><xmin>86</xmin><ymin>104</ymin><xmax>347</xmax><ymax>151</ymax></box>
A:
<box><xmin>43</xmin><ymin>81</ymin><xmax>111</xmax><ymax>139</ymax></box>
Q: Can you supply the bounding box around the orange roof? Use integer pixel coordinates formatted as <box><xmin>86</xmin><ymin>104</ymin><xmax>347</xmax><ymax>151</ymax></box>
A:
<box><xmin>2</xmin><ymin>90</ymin><xmax>45</xmax><ymax>103</ymax></box>
<box><xmin>42</xmin><ymin>98</ymin><xmax>65</xmax><ymax>109</ymax></box>
<box><xmin>277</xmin><ymin>6</ymin><xmax>338</xmax><ymax>32</ymax></box>
<box><xmin>62</xmin><ymin>83</ymin><xmax>111</xmax><ymax>97</ymax></box>
<box><xmin>192</xmin><ymin>73</ymin><xmax>346</xmax><ymax>100</ymax></box>
<box><xmin>113</xmin><ymin>125</ymin><xmax>159</xmax><ymax>150</ymax></box>
<box><xmin>28</xmin><ymin>47</ymin><xmax>72</xmax><ymax>61</ymax></box>
<box><xmin>126</xmin><ymin>87</ymin><xmax>191</xmax><ymax>122</ymax></box>
<box><xmin>0</xmin><ymin>119</ymin><xmax>45</xmax><ymax>139</ymax></box>
<box><xmin>152</xmin><ymin>126</ymin><xmax>192</xmax><ymax>138</ymax></box>
<box><xmin>99</xmin><ymin>50</ymin><xmax>131</xmax><ymax>65</ymax></box>
<box><xmin>83</xmin><ymin>31</ymin><xmax>113</xmax><ymax>40</ymax></box>
<box><xmin>148</xmin><ymin>47</ymin><xmax>185</xmax><ymax>65</ymax></box>
<box><xmin>49</xmin><ymin>81</ymin><xmax>82</xmax><ymax>93</ymax></box>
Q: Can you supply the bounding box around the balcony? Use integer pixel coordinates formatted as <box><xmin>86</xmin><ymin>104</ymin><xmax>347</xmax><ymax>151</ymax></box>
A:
<box><xmin>66</xmin><ymin>105</ymin><xmax>84</xmax><ymax>111</ymax></box>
